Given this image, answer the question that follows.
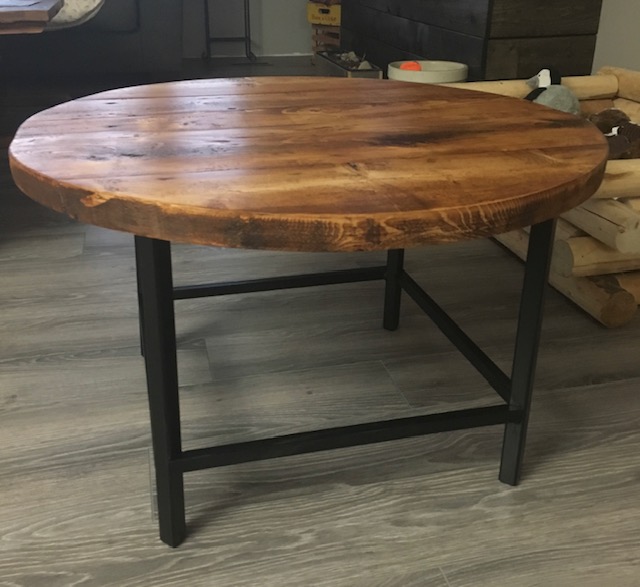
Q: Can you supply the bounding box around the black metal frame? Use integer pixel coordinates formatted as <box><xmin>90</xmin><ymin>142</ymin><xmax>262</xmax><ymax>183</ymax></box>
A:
<box><xmin>134</xmin><ymin>219</ymin><xmax>556</xmax><ymax>547</ymax></box>
<box><xmin>203</xmin><ymin>0</ymin><xmax>256</xmax><ymax>61</ymax></box>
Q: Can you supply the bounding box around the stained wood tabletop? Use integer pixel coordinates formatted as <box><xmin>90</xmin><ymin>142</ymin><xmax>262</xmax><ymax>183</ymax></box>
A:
<box><xmin>0</xmin><ymin>0</ymin><xmax>63</xmax><ymax>33</ymax></box>
<box><xmin>9</xmin><ymin>77</ymin><xmax>609</xmax><ymax>252</ymax></box>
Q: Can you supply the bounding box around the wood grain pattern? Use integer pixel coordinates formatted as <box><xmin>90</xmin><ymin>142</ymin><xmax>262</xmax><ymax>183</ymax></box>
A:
<box><xmin>10</xmin><ymin>77</ymin><xmax>608</xmax><ymax>252</ymax></box>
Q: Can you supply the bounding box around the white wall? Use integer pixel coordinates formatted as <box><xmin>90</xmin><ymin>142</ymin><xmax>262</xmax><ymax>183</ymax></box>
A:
<box><xmin>592</xmin><ymin>0</ymin><xmax>640</xmax><ymax>72</ymax></box>
<box><xmin>183</xmin><ymin>0</ymin><xmax>310</xmax><ymax>58</ymax></box>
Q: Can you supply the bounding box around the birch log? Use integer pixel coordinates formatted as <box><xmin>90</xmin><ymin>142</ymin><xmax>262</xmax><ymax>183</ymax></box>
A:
<box><xmin>591</xmin><ymin>160</ymin><xmax>640</xmax><ymax>199</ymax></box>
<box><xmin>446</xmin><ymin>74</ymin><xmax>618</xmax><ymax>100</ymax></box>
<box><xmin>524</xmin><ymin>218</ymin><xmax>584</xmax><ymax>239</ymax></box>
<box><xmin>562</xmin><ymin>199</ymin><xmax>640</xmax><ymax>253</ymax></box>
<box><xmin>599</xmin><ymin>66</ymin><xmax>640</xmax><ymax>102</ymax></box>
<box><xmin>554</xmin><ymin>218</ymin><xmax>586</xmax><ymax>240</ymax></box>
<box><xmin>554</xmin><ymin>235</ymin><xmax>640</xmax><ymax>276</ymax></box>
<box><xmin>495</xmin><ymin>229</ymin><xmax>637</xmax><ymax>327</ymax></box>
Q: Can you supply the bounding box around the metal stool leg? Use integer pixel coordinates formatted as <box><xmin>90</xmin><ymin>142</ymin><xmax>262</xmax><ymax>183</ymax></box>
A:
<box><xmin>135</xmin><ymin>236</ymin><xmax>186</xmax><ymax>547</ymax></box>
<box><xmin>499</xmin><ymin>219</ymin><xmax>556</xmax><ymax>485</ymax></box>
<box><xmin>203</xmin><ymin>0</ymin><xmax>256</xmax><ymax>61</ymax></box>
<box><xmin>243</xmin><ymin>0</ymin><xmax>256</xmax><ymax>60</ymax></box>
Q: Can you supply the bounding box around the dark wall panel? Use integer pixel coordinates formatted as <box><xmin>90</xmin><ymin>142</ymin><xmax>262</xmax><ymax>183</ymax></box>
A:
<box><xmin>350</xmin><ymin>0</ymin><xmax>491</xmax><ymax>37</ymax></box>
<box><xmin>485</xmin><ymin>36</ymin><xmax>598</xmax><ymax>80</ymax></box>
<box><xmin>490</xmin><ymin>0</ymin><xmax>603</xmax><ymax>38</ymax></box>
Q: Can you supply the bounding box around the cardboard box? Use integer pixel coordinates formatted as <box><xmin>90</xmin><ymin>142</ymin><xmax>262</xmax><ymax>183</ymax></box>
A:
<box><xmin>307</xmin><ymin>2</ymin><xmax>341</xmax><ymax>26</ymax></box>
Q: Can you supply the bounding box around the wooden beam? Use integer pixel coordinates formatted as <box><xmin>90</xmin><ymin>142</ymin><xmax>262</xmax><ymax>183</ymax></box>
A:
<box><xmin>598</xmin><ymin>66</ymin><xmax>640</xmax><ymax>102</ymax></box>
<box><xmin>446</xmin><ymin>74</ymin><xmax>619</xmax><ymax>100</ymax></box>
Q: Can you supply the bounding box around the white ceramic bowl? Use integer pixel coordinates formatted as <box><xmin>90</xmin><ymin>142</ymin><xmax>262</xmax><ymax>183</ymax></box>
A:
<box><xmin>387</xmin><ymin>60</ymin><xmax>468</xmax><ymax>84</ymax></box>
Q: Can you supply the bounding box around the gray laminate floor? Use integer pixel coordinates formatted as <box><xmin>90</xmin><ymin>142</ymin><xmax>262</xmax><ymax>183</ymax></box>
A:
<box><xmin>1</xmin><ymin>61</ymin><xmax>640</xmax><ymax>586</ymax></box>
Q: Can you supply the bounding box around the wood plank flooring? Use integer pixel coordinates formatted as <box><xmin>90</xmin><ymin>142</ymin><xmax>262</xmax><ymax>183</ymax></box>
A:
<box><xmin>1</xmin><ymin>66</ymin><xmax>640</xmax><ymax>585</ymax></box>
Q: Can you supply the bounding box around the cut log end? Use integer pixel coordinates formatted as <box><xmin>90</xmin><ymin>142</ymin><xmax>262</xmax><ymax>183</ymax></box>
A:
<box><xmin>590</xmin><ymin>277</ymin><xmax>638</xmax><ymax>328</ymax></box>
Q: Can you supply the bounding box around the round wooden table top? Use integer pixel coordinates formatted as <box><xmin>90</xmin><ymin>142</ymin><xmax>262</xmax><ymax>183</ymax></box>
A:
<box><xmin>9</xmin><ymin>76</ymin><xmax>608</xmax><ymax>252</ymax></box>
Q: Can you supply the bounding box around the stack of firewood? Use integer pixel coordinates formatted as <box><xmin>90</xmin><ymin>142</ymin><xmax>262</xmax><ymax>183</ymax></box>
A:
<box><xmin>451</xmin><ymin>66</ymin><xmax>640</xmax><ymax>327</ymax></box>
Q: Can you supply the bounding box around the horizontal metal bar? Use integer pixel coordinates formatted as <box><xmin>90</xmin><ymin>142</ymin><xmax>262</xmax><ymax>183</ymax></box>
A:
<box><xmin>400</xmin><ymin>272</ymin><xmax>511</xmax><ymax>402</ymax></box>
<box><xmin>177</xmin><ymin>404</ymin><xmax>508</xmax><ymax>473</ymax></box>
<box><xmin>173</xmin><ymin>266</ymin><xmax>387</xmax><ymax>300</ymax></box>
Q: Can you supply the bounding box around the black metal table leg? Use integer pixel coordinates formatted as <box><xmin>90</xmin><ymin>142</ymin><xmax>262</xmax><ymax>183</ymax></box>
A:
<box><xmin>131</xmin><ymin>220</ymin><xmax>557</xmax><ymax>545</ymax></box>
<box><xmin>499</xmin><ymin>219</ymin><xmax>556</xmax><ymax>485</ymax></box>
<box><xmin>383</xmin><ymin>249</ymin><xmax>405</xmax><ymax>331</ymax></box>
<box><xmin>135</xmin><ymin>257</ymin><xmax>145</xmax><ymax>357</ymax></box>
<box><xmin>134</xmin><ymin>236</ymin><xmax>186</xmax><ymax>547</ymax></box>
